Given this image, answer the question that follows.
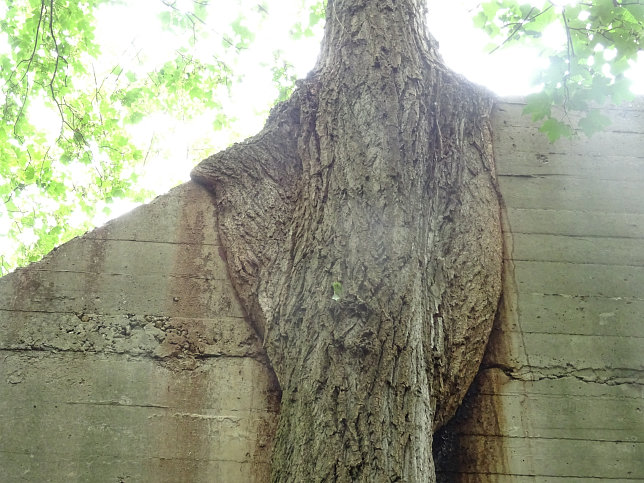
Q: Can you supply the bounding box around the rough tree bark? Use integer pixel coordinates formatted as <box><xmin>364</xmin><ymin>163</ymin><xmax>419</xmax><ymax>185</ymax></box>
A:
<box><xmin>191</xmin><ymin>0</ymin><xmax>502</xmax><ymax>480</ymax></box>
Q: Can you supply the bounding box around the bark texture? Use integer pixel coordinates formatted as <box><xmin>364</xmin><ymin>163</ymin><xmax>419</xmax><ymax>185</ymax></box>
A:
<box><xmin>191</xmin><ymin>0</ymin><xmax>502</xmax><ymax>480</ymax></box>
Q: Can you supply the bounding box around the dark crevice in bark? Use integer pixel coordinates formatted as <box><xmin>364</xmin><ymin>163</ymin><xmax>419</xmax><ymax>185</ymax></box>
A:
<box><xmin>191</xmin><ymin>0</ymin><xmax>502</xmax><ymax>480</ymax></box>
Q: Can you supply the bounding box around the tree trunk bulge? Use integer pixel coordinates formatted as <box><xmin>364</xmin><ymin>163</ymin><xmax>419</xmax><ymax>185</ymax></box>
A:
<box><xmin>191</xmin><ymin>0</ymin><xmax>502</xmax><ymax>480</ymax></box>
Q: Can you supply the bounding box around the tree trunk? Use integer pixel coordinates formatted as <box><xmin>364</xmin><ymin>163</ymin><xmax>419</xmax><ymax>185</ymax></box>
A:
<box><xmin>191</xmin><ymin>0</ymin><xmax>502</xmax><ymax>480</ymax></box>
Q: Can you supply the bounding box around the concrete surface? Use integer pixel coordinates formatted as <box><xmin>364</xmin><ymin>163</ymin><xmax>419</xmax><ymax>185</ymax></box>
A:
<box><xmin>1</xmin><ymin>99</ymin><xmax>642</xmax><ymax>482</ymax></box>
<box><xmin>435</xmin><ymin>98</ymin><xmax>644</xmax><ymax>482</ymax></box>
<box><xmin>0</xmin><ymin>183</ymin><xmax>279</xmax><ymax>482</ymax></box>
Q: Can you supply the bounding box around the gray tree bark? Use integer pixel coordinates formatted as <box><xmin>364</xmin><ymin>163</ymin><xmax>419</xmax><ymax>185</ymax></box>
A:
<box><xmin>191</xmin><ymin>0</ymin><xmax>502</xmax><ymax>480</ymax></box>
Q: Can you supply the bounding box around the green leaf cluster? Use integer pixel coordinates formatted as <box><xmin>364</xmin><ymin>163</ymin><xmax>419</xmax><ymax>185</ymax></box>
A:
<box><xmin>0</xmin><ymin>0</ymin><xmax>240</xmax><ymax>275</ymax></box>
<box><xmin>474</xmin><ymin>0</ymin><xmax>642</xmax><ymax>141</ymax></box>
<box><xmin>290</xmin><ymin>0</ymin><xmax>326</xmax><ymax>39</ymax></box>
<box><xmin>270</xmin><ymin>50</ymin><xmax>299</xmax><ymax>103</ymax></box>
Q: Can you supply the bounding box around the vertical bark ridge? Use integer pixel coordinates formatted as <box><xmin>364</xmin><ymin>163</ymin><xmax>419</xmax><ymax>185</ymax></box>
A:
<box><xmin>191</xmin><ymin>0</ymin><xmax>502</xmax><ymax>481</ymax></box>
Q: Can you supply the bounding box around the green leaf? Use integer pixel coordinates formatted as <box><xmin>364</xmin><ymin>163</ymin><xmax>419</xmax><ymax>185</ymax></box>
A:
<box><xmin>122</xmin><ymin>88</ymin><xmax>143</xmax><ymax>107</ymax></box>
<box><xmin>523</xmin><ymin>92</ymin><xmax>552</xmax><ymax>121</ymax></box>
<box><xmin>610</xmin><ymin>77</ymin><xmax>635</xmax><ymax>104</ymax></box>
<box><xmin>578</xmin><ymin>110</ymin><xmax>611</xmax><ymax>137</ymax></box>
<box><xmin>24</xmin><ymin>166</ymin><xmax>35</xmax><ymax>180</ymax></box>
<box><xmin>331</xmin><ymin>281</ymin><xmax>343</xmax><ymax>301</ymax></box>
<box><xmin>189</xmin><ymin>86</ymin><xmax>205</xmax><ymax>99</ymax></box>
<box><xmin>481</xmin><ymin>1</ymin><xmax>501</xmax><ymax>20</ymax></box>
<box><xmin>230</xmin><ymin>16</ymin><xmax>255</xmax><ymax>49</ymax></box>
<box><xmin>73</xmin><ymin>131</ymin><xmax>85</xmax><ymax>145</ymax></box>
<box><xmin>592</xmin><ymin>0</ymin><xmax>617</xmax><ymax>25</ymax></box>
<box><xmin>127</xmin><ymin>111</ymin><xmax>145</xmax><ymax>124</ymax></box>
<box><xmin>519</xmin><ymin>4</ymin><xmax>535</xmax><ymax>18</ymax></box>
<box><xmin>110</xmin><ymin>187</ymin><xmax>125</xmax><ymax>198</ymax></box>
<box><xmin>473</xmin><ymin>11</ymin><xmax>488</xmax><ymax>29</ymax></box>
<box><xmin>624</xmin><ymin>3</ymin><xmax>644</xmax><ymax>20</ymax></box>
<box><xmin>159</xmin><ymin>11</ymin><xmax>172</xmax><ymax>29</ymax></box>
<box><xmin>5</xmin><ymin>199</ymin><xmax>19</xmax><ymax>212</ymax></box>
<box><xmin>46</xmin><ymin>181</ymin><xmax>66</xmax><ymax>197</ymax></box>
<box><xmin>539</xmin><ymin>117</ymin><xmax>573</xmax><ymax>143</ymax></box>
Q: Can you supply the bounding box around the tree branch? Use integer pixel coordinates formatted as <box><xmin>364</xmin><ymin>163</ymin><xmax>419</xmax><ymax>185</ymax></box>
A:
<box><xmin>11</xmin><ymin>0</ymin><xmax>46</xmax><ymax>138</ymax></box>
<box><xmin>490</xmin><ymin>5</ymin><xmax>543</xmax><ymax>54</ymax></box>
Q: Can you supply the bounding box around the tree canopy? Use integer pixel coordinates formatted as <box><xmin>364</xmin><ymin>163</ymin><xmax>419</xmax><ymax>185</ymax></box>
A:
<box><xmin>0</xmin><ymin>0</ymin><xmax>641</xmax><ymax>275</ymax></box>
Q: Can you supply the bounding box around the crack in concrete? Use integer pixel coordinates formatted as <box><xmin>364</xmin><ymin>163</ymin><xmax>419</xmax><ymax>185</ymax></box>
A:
<box><xmin>506</xmin><ymin>258</ymin><xmax>644</xmax><ymax>268</ymax></box>
<box><xmin>506</xmin><ymin>232</ymin><xmax>644</xmax><ymax>241</ymax></box>
<box><xmin>531</xmin><ymin>292</ymin><xmax>644</xmax><ymax>302</ymax></box>
<box><xmin>83</xmin><ymin>236</ymin><xmax>221</xmax><ymax>247</ymax></box>
<box><xmin>483</xmin><ymin>364</ymin><xmax>644</xmax><ymax>386</ymax></box>
<box><xmin>443</xmin><ymin>432</ymin><xmax>642</xmax><ymax>444</ymax></box>
<box><xmin>438</xmin><ymin>469</ymin><xmax>642</xmax><ymax>480</ymax></box>
<box><xmin>0</xmin><ymin>347</ymin><xmax>259</xmax><ymax>360</ymax></box>
<box><xmin>64</xmin><ymin>400</ymin><xmax>171</xmax><ymax>409</ymax></box>
<box><xmin>16</xmin><ymin>267</ymin><xmax>227</xmax><ymax>281</ymax></box>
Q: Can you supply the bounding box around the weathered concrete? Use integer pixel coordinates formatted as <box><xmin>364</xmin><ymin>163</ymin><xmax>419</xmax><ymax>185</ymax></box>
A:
<box><xmin>0</xmin><ymin>182</ymin><xmax>279</xmax><ymax>482</ymax></box>
<box><xmin>1</xmin><ymin>99</ymin><xmax>642</xmax><ymax>482</ymax></box>
<box><xmin>435</xmin><ymin>98</ymin><xmax>644</xmax><ymax>482</ymax></box>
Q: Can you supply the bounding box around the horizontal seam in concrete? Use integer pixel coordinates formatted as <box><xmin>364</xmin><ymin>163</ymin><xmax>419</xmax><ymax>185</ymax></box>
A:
<box><xmin>0</xmin><ymin>347</ymin><xmax>260</xmax><ymax>360</ymax></box>
<box><xmin>498</xmin><ymin>173</ymin><xmax>644</xmax><ymax>181</ymax></box>
<box><xmin>504</xmin><ymin>207</ymin><xmax>644</xmax><ymax>216</ymax></box>
<box><xmin>497</xmin><ymin>151</ymin><xmax>644</xmax><ymax>159</ymax></box>
<box><xmin>496</xmin><ymin>123</ymin><xmax>644</xmax><ymax>132</ymax></box>
<box><xmin>0</xmin><ymin>450</ymin><xmax>267</xmax><ymax>465</ymax></box>
<box><xmin>495</xmin><ymin>99</ymin><xmax>644</xmax><ymax>110</ymax></box>
<box><xmin>522</xmin><ymin>292</ymin><xmax>644</xmax><ymax>301</ymax></box>
<box><xmin>469</xmin><ymin>390</ymin><xmax>644</xmax><ymax>401</ymax></box>
<box><xmin>505</xmin><ymin>257</ymin><xmax>644</xmax><ymax>267</ymax></box>
<box><xmin>83</xmin><ymin>237</ymin><xmax>221</xmax><ymax>247</ymax></box>
<box><xmin>497</xmin><ymin>126</ymin><xmax>644</xmax><ymax>134</ymax></box>
<box><xmin>505</xmin><ymin>208</ymin><xmax>644</xmax><ymax>217</ymax></box>
<box><xmin>0</xmin><ymin>311</ymin><xmax>249</xmax><ymax>322</ymax></box>
<box><xmin>483</xmin><ymin>364</ymin><xmax>644</xmax><ymax>373</ymax></box>
<box><xmin>496</xmin><ymin>260</ymin><xmax>641</xmax><ymax>270</ymax></box>
<box><xmin>63</xmin><ymin>401</ymin><xmax>171</xmax><ymax>409</ymax></box>
<box><xmin>475</xmin><ymin>393</ymin><xmax>644</xmax><ymax>401</ymax></box>
<box><xmin>437</xmin><ymin>470</ymin><xmax>642</xmax><ymax>480</ymax></box>
<box><xmin>505</xmin><ymin>331</ymin><xmax>644</xmax><ymax>340</ymax></box>
<box><xmin>505</xmin><ymin>232</ymin><xmax>644</xmax><ymax>240</ymax></box>
<box><xmin>481</xmin><ymin>366</ymin><xmax>644</xmax><ymax>386</ymax></box>
<box><xmin>0</xmin><ymin>308</ymin><xmax>247</xmax><ymax>318</ymax></box>
<box><xmin>0</xmin><ymin>308</ymin><xmax>79</xmax><ymax>316</ymax></box>
<box><xmin>498</xmin><ymin>175</ymin><xmax>644</xmax><ymax>182</ymax></box>
<box><xmin>59</xmin><ymin>402</ymin><xmax>273</xmax><ymax>416</ymax></box>
<box><xmin>498</xmin><ymin>149</ymin><xmax>643</xmax><ymax>158</ymax></box>
<box><xmin>449</xmin><ymin>433</ymin><xmax>643</xmax><ymax>444</ymax></box>
<box><xmin>13</xmin><ymin>268</ymin><xmax>228</xmax><ymax>280</ymax></box>
<box><xmin>521</xmin><ymin>292</ymin><xmax>644</xmax><ymax>302</ymax></box>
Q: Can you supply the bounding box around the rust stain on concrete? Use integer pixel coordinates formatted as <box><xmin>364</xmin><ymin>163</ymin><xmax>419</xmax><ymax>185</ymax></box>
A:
<box><xmin>433</xmin><ymin>196</ymin><xmax>516</xmax><ymax>482</ymax></box>
<box><xmin>433</xmin><ymin>305</ymin><xmax>512</xmax><ymax>481</ymax></box>
<box><xmin>152</xmin><ymin>182</ymin><xmax>281</xmax><ymax>481</ymax></box>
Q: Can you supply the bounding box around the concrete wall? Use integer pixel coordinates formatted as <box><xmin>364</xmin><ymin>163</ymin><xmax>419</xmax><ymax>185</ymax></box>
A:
<box><xmin>1</xmin><ymin>99</ymin><xmax>642</xmax><ymax>482</ymax></box>
<box><xmin>0</xmin><ymin>183</ymin><xmax>279</xmax><ymax>482</ymax></box>
<box><xmin>436</xmin><ymin>98</ymin><xmax>644</xmax><ymax>482</ymax></box>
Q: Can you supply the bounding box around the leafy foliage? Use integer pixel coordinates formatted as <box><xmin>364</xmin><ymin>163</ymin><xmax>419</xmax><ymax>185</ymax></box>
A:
<box><xmin>0</xmin><ymin>0</ymin><xmax>304</xmax><ymax>275</ymax></box>
<box><xmin>474</xmin><ymin>0</ymin><xmax>643</xmax><ymax>141</ymax></box>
